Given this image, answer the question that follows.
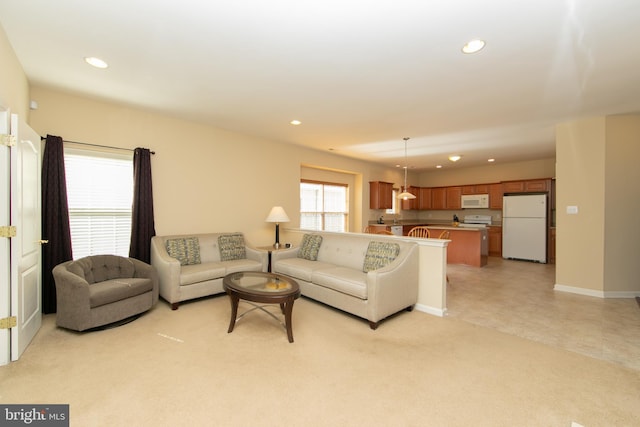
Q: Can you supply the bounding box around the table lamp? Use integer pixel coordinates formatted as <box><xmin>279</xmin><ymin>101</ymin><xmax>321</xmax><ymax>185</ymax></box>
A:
<box><xmin>265</xmin><ymin>206</ymin><xmax>290</xmax><ymax>248</ymax></box>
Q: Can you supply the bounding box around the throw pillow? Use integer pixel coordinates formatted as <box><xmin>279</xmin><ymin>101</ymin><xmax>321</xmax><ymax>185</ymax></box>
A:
<box><xmin>363</xmin><ymin>241</ymin><xmax>400</xmax><ymax>273</ymax></box>
<box><xmin>298</xmin><ymin>234</ymin><xmax>322</xmax><ymax>261</ymax></box>
<box><xmin>165</xmin><ymin>237</ymin><xmax>201</xmax><ymax>266</ymax></box>
<box><xmin>218</xmin><ymin>233</ymin><xmax>246</xmax><ymax>261</ymax></box>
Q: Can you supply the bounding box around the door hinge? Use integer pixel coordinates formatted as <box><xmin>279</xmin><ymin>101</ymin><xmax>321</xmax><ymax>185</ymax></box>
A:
<box><xmin>0</xmin><ymin>316</ymin><xmax>17</xmax><ymax>329</ymax></box>
<box><xmin>0</xmin><ymin>226</ymin><xmax>17</xmax><ymax>238</ymax></box>
<box><xmin>0</xmin><ymin>134</ymin><xmax>16</xmax><ymax>146</ymax></box>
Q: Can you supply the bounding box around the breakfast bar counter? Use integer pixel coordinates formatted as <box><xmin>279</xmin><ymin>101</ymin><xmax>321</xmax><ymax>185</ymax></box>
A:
<box><xmin>424</xmin><ymin>226</ymin><xmax>488</xmax><ymax>267</ymax></box>
<box><xmin>367</xmin><ymin>222</ymin><xmax>489</xmax><ymax>267</ymax></box>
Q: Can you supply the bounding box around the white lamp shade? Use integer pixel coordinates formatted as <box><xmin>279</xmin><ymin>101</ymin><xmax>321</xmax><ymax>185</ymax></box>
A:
<box><xmin>265</xmin><ymin>206</ymin><xmax>290</xmax><ymax>223</ymax></box>
<box><xmin>398</xmin><ymin>191</ymin><xmax>417</xmax><ymax>200</ymax></box>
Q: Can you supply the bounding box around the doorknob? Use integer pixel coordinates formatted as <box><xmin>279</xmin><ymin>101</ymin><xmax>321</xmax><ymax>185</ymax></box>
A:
<box><xmin>36</xmin><ymin>240</ymin><xmax>49</xmax><ymax>245</ymax></box>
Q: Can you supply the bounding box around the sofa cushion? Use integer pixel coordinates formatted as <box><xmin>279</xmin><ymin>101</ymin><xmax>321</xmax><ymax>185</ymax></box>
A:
<box><xmin>223</xmin><ymin>258</ymin><xmax>264</xmax><ymax>274</ymax></box>
<box><xmin>274</xmin><ymin>258</ymin><xmax>336</xmax><ymax>282</ymax></box>
<box><xmin>298</xmin><ymin>234</ymin><xmax>323</xmax><ymax>261</ymax></box>
<box><xmin>180</xmin><ymin>262</ymin><xmax>227</xmax><ymax>286</ymax></box>
<box><xmin>218</xmin><ymin>233</ymin><xmax>246</xmax><ymax>261</ymax></box>
<box><xmin>89</xmin><ymin>277</ymin><xmax>153</xmax><ymax>308</ymax></box>
<box><xmin>166</xmin><ymin>237</ymin><xmax>201</xmax><ymax>266</ymax></box>
<box><xmin>363</xmin><ymin>241</ymin><xmax>400</xmax><ymax>273</ymax></box>
<box><xmin>312</xmin><ymin>267</ymin><xmax>368</xmax><ymax>299</ymax></box>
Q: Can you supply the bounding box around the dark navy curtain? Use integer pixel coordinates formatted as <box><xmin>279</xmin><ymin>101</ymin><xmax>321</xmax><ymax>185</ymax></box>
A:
<box><xmin>41</xmin><ymin>134</ymin><xmax>73</xmax><ymax>314</ymax></box>
<box><xmin>129</xmin><ymin>148</ymin><xmax>155</xmax><ymax>263</ymax></box>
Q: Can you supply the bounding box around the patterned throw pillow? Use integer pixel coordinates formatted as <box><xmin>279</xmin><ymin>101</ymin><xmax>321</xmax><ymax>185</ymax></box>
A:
<box><xmin>363</xmin><ymin>241</ymin><xmax>400</xmax><ymax>273</ymax></box>
<box><xmin>218</xmin><ymin>233</ymin><xmax>246</xmax><ymax>261</ymax></box>
<box><xmin>298</xmin><ymin>234</ymin><xmax>323</xmax><ymax>261</ymax></box>
<box><xmin>165</xmin><ymin>237</ymin><xmax>201</xmax><ymax>266</ymax></box>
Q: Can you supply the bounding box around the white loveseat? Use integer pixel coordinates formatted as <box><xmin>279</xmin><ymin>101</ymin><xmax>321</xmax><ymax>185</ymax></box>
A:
<box><xmin>271</xmin><ymin>231</ymin><xmax>419</xmax><ymax>329</ymax></box>
<box><xmin>150</xmin><ymin>233</ymin><xmax>268</xmax><ymax>310</ymax></box>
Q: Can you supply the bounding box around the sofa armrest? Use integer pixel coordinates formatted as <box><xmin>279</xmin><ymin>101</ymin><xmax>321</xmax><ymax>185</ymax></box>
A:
<box><xmin>130</xmin><ymin>258</ymin><xmax>160</xmax><ymax>305</ymax></box>
<box><xmin>246</xmin><ymin>246</ymin><xmax>269</xmax><ymax>272</ymax></box>
<box><xmin>366</xmin><ymin>243</ymin><xmax>419</xmax><ymax>323</ymax></box>
<box><xmin>150</xmin><ymin>237</ymin><xmax>182</xmax><ymax>304</ymax></box>
<box><xmin>270</xmin><ymin>246</ymin><xmax>299</xmax><ymax>264</ymax></box>
<box><xmin>52</xmin><ymin>262</ymin><xmax>92</xmax><ymax>328</ymax></box>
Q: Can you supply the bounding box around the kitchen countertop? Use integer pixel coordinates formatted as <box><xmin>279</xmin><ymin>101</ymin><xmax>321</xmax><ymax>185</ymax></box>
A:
<box><xmin>369</xmin><ymin>221</ymin><xmax>501</xmax><ymax>228</ymax></box>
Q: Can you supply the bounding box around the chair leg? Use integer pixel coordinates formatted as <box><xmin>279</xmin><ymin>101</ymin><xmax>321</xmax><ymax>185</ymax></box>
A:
<box><xmin>171</xmin><ymin>302</ymin><xmax>180</xmax><ymax>310</ymax></box>
<box><xmin>368</xmin><ymin>321</ymin><xmax>379</xmax><ymax>330</ymax></box>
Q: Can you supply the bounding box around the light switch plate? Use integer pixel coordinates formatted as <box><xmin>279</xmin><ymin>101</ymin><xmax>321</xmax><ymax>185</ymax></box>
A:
<box><xmin>566</xmin><ymin>205</ymin><xmax>578</xmax><ymax>214</ymax></box>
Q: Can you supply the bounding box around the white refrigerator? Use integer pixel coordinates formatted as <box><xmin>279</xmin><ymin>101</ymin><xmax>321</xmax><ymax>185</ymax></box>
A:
<box><xmin>502</xmin><ymin>194</ymin><xmax>547</xmax><ymax>263</ymax></box>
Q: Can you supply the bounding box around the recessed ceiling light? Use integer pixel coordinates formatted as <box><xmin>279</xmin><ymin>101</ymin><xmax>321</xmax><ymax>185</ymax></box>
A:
<box><xmin>290</xmin><ymin>120</ymin><xmax>301</xmax><ymax>125</ymax></box>
<box><xmin>436</xmin><ymin>165</ymin><xmax>443</xmax><ymax>169</ymax></box>
<box><xmin>448</xmin><ymin>155</ymin><xmax>462</xmax><ymax>162</ymax></box>
<box><xmin>84</xmin><ymin>57</ymin><xmax>108</xmax><ymax>69</ymax></box>
<box><xmin>488</xmin><ymin>158</ymin><xmax>495</xmax><ymax>162</ymax></box>
<box><xmin>462</xmin><ymin>39</ymin><xmax>485</xmax><ymax>54</ymax></box>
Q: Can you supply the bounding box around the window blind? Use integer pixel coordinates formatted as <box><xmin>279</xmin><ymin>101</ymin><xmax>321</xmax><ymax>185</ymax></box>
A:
<box><xmin>64</xmin><ymin>148</ymin><xmax>133</xmax><ymax>259</ymax></box>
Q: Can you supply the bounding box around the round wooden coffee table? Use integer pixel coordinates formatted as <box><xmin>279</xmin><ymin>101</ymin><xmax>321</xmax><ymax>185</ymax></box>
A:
<box><xmin>223</xmin><ymin>271</ymin><xmax>301</xmax><ymax>343</ymax></box>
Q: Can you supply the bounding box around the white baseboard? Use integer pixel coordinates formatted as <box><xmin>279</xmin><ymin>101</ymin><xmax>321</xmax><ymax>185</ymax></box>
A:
<box><xmin>414</xmin><ymin>303</ymin><xmax>447</xmax><ymax>317</ymax></box>
<box><xmin>554</xmin><ymin>284</ymin><xmax>640</xmax><ymax>299</ymax></box>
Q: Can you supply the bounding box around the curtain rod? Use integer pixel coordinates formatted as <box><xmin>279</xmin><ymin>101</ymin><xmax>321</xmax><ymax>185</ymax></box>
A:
<box><xmin>41</xmin><ymin>136</ymin><xmax>155</xmax><ymax>155</ymax></box>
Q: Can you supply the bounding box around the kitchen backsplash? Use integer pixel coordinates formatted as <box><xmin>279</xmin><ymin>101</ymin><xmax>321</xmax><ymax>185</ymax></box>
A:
<box><xmin>370</xmin><ymin>208</ymin><xmax>503</xmax><ymax>225</ymax></box>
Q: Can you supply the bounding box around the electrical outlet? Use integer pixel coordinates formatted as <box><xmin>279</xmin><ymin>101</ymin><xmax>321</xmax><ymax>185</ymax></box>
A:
<box><xmin>566</xmin><ymin>206</ymin><xmax>578</xmax><ymax>214</ymax></box>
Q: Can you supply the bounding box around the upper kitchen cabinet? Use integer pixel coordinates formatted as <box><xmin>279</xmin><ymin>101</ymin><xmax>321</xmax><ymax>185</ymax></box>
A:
<box><xmin>502</xmin><ymin>179</ymin><xmax>551</xmax><ymax>194</ymax></box>
<box><xmin>431</xmin><ymin>187</ymin><xmax>447</xmax><ymax>210</ymax></box>
<box><xmin>446</xmin><ymin>186</ymin><xmax>462</xmax><ymax>209</ymax></box>
<box><xmin>400</xmin><ymin>186</ymin><xmax>421</xmax><ymax>210</ymax></box>
<box><xmin>418</xmin><ymin>187</ymin><xmax>432</xmax><ymax>210</ymax></box>
<box><xmin>369</xmin><ymin>181</ymin><xmax>394</xmax><ymax>209</ymax></box>
<box><xmin>488</xmin><ymin>183</ymin><xmax>503</xmax><ymax>209</ymax></box>
<box><xmin>461</xmin><ymin>184</ymin><xmax>490</xmax><ymax>195</ymax></box>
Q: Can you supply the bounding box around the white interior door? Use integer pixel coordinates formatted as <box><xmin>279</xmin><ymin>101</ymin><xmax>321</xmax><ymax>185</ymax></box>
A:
<box><xmin>0</xmin><ymin>107</ymin><xmax>10</xmax><ymax>366</ymax></box>
<box><xmin>10</xmin><ymin>113</ymin><xmax>42</xmax><ymax>361</ymax></box>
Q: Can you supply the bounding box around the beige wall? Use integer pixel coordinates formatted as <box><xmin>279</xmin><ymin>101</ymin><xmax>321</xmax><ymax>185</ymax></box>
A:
<box><xmin>556</xmin><ymin>115</ymin><xmax>640</xmax><ymax>295</ymax></box>
<box><xmin>29</xmin><ymin>85</ymin><xmax>402</xmax><ymax>246</ymax></box>
<box><xmin>556</xmin><ymin>117</ymin><xmax>606</xmax><ymax>292</ymax></box>
<box><xmin>0</xmin><ymin>24</ymin><xmax>29</xmax><ymax>118</ymax></box>
<box><xmin>418</xmin><ymin>158</ymin><xmax>556</xmax><ymax>187</ymax></box>
<box><xmin>604</xmin><ymin>115</ymin><xmax>640</xmax><ymax>293</ymax></box>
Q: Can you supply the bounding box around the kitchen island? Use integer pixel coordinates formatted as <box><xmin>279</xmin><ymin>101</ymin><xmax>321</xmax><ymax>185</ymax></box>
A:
<box><xmin>367</xmin><ymin>222</ymin><xmax>489</xmax><ymax>267</ymax></box>
<box><xmin>423</xmin><ymin>225</ymin><xmax>488</xmax><ymax>267</ymax></box>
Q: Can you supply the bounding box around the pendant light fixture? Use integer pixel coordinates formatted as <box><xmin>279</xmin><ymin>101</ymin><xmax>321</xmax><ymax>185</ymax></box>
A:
<box><xmin>398</xmin><ymin>137</ymin><xmax>416</xmax><ymax>200</ymax></box>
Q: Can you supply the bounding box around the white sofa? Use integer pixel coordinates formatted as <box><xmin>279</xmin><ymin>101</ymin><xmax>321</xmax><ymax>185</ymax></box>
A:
<box><xmin>271</xmin><ymin>231</ymin><xmax>419</xmax><ymax>329</ymax></box>
<box><xmin>150</xmin><ymin>233</ymin><xmax>268</xmax><ymax>310</ymax></box>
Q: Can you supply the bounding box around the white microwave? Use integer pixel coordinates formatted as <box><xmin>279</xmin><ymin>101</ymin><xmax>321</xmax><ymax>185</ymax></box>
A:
<box><xmin>461</xmin><ymin>194</ymin><xmax>489</xmax><ymax>209</ymax></box>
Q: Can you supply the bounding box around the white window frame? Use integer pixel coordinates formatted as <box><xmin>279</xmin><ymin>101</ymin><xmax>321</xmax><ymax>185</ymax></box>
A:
<box><xmin>300</xmin><ymin>180</ymin><xmax>349</xmax><ymax>232</ymax></box>
<box><xmin>64</xmin><ymin>146</ymin><xmax>133</xmax><ymax>259</ymax></box>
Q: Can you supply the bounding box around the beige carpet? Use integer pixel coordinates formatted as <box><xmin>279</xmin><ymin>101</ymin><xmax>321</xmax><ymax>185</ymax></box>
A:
<box><xmin>1</xmin><ymin>295</ymin><xmax>639</xmax><ymax>426</ymax></box>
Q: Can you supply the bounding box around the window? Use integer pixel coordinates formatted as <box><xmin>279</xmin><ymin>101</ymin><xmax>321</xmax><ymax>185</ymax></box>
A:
<box><xmin>300</xmin><ymin>180</ymin><xmax>348</xmax><ymax>232</ymax></box>
<box><xmin>386</xmin><ymin>189</ymin><xmax>398</xmax><ymax>214</ymax></box>
<box><xmin>64</xmin><ymin>147</ymin><xmax>133</xmax><ymax>259</ymax></box>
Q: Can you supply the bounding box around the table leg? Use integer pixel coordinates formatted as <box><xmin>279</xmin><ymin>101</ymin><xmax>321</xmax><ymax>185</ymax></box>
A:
<box><xmin>227</xmin><ymin>293</ymin><xmax>239</xmax><ymax>333</ymax></box>
<box><xmin>283</xmin><ymin>298</ymin><xmax>295</xmax><ymax>343</ymax></box>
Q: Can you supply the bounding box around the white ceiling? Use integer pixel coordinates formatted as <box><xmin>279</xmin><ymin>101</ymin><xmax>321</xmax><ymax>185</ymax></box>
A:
<box><xmin>2</xmin><ymin>0</ymin><xmax>640</xmax><ymax>170</ymax></box>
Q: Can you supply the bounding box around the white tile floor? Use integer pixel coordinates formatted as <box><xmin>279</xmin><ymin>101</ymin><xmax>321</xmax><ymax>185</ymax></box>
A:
<box><xmin>445</xmin><ymin>257</ymin><xmax>640</xmax><ymax>371</ymax></box>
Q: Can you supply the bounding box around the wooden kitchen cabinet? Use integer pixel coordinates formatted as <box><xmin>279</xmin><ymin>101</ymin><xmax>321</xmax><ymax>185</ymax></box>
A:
<box><xmin>400</xmin><ymin>186</ymin><xmax>421</xmax><ymax>210</ymax></box>
<box><xmin>462</xmin><ymin>184</ymin><xmax>490</xmax><ymax>195</ymax></box>
<box><xmin>418</xmin><ymin>187</ymin><xmax>432</xmax><ymax>210</ymax></box>
<box><xmin>369</xmin><ymin>181</ymin><xmax>393</xmax><ymax>209</ymax></box>
<box><xmin>431</xmin><ymin>187</ymin><xmax>447</xmax><ymax>210</ymax></box>
<box><xmin>488</xmin><ymin>226</ymin><xmax>502</xmax><ymax>257</ymax></box>
<box><xmin>446</xmin><ymin>186</ymin><xmax>462</xmax><ymax>209</ymax></box>
<box><xmin>548</xmin><ymin>228</ymin><xmax>556</xmax><ymax>264</ymax></box>
<box><xmin>489</xmin><ymin>183</ymin><xmax>503</xmax><ymax>209</ymax></box>
<box><xmin>502</xmin><ymin>179</ymin><xmax>551</xmax><ymax>194</ymax></box>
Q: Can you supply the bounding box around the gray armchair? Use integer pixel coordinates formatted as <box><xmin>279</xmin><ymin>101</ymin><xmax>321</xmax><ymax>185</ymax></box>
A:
<box><xmin>53</xmin><ymin>255</ymin><xmax>159</xmax><ymax>331</ymax></box>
